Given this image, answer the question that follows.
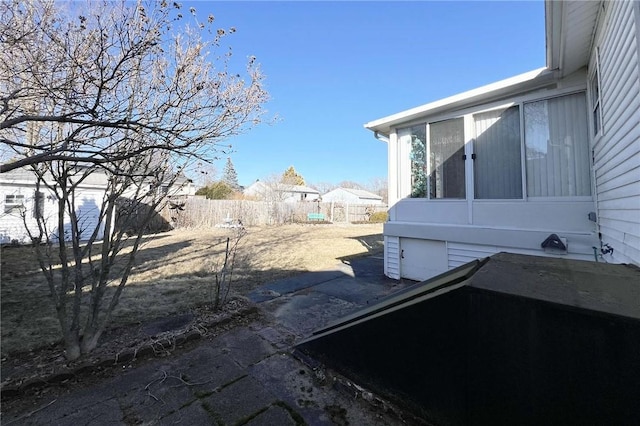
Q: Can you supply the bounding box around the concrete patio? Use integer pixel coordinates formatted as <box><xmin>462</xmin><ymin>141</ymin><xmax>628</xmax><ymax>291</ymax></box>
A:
<box><xmin>1</xmin><ymin>255</ymin><xmax>417</xmax><ymax>425</ymax></box>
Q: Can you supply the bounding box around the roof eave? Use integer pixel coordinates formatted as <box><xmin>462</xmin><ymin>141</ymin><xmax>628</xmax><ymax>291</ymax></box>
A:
<box><xmin>364</xmin><ymin>67</ymin><xmax>554</xmax><ymax>135</ymax></box>
<box><xmin>545</xmin><ymin>0</ymin><xmax>563</xmax><ymax>72</ymax></box>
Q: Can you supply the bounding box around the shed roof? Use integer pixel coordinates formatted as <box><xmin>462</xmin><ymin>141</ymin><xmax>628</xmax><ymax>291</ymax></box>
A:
<box><xmin>244</xmin><ymin>180</ymin><xmax>319</xmax><ymax>195</ymax></box>
<box><xmin>0</xmin><ymin>166</ymin><xmax>109</xmax><ymax>187</ymax></box>
<box><xmin>326</xmin><ymin>187</ymin><xmax>382</xmax><ymax>200</ymax></box>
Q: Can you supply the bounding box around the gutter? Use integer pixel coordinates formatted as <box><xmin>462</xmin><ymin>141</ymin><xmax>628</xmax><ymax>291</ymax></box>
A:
<box><xmin>373</xmin><ymin>131</ymin><xmax>389</xmax><ymax>143</ymax></box>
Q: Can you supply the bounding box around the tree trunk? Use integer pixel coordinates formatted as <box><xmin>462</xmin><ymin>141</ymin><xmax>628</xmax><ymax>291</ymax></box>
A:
<box><xmin>80</xmin><ymin>329</ymin><xmax>102</xmax><ymax>355</ymax></box>
<box><xmin>63</xmin><ymin>333</ymin><xmax>81</xmax><ymax>361</ymax></box>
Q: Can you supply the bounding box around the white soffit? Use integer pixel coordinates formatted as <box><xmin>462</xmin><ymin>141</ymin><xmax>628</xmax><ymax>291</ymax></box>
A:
<box><xmin>547</xmin><ymin>0</ymin><xmax>601</xmax><ymax>76</ymax></box>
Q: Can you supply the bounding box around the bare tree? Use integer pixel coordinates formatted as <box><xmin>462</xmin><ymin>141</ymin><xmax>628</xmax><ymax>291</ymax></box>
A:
<box><xmin>194</xmin><ymin>162</ymin><xmax>219</xmax><ymax>188</ymax></box>
<box><xmin>366</xmin><ymin>176</ymin><xmax>389</xmax><ymax>203</ymax></box>
<box><xmin>0</xmin><ymin>0</ymin><xmax>268</xmax><ymax>359</ymax></box>
<box><xmin>208</xmin><ymin>228</ymin><xmax>246</xmax><ymax>311</ymax></box>
<box><xmin>309</xmin><ymin>181</ymin><xmax>335</xmax><ymax>195</ymax></box>
<box><xmin>337</xmin><ymin>180</ymin><xmax>364</xmax><ymax>190</ymax></box>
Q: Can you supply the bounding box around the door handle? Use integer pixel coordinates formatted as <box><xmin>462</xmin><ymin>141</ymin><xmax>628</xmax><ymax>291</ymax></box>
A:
<box><xmin>401</xmin><ymin>249</ymin><xmax>404</xmax><ymax>259</ymax></box>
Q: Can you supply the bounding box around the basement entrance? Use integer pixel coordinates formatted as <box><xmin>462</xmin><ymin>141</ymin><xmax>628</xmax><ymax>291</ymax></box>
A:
<box><xmin>295</xmin><ymin>253</ymin><xmax>640</xmax><ymax>425</ymax></box>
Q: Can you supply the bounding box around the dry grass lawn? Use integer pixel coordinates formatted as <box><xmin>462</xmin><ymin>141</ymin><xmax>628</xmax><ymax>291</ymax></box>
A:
<box><xmin>1</xmin><ymin>224</ymin><xmax>384</xmax><ymax>355</ymax></box>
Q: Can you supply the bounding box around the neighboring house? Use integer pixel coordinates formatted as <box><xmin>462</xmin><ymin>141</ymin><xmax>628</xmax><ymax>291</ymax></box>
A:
<box><xmin>243</xmin><ymin>180</ymin><xmax>320</xmax><ymax>203</ymax></box>
<box><xmin>365</xmin><ymin>1</ymin><xmax>640</xmax><ymax>280</ymax></box>
<box><xmin>161</xmin><ymin>174</ymin><xmax>196</xmax><ymax>198</ymax></box>
<box><xmin>0</xmin><ymin>167</ymin><xmax>108</xmax><ymax>244</ymax></box>
<box><xmin>321</xmin><ymin>187</ymin><xmax>383</xmax><ymax>205</ymax></box>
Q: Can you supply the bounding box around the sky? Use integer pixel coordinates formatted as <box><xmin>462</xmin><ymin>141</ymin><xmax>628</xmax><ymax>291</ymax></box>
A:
<box><xmin>185</xmin><ymin>1</ymin><xmax>546</xmax><ymax>188</ymax></box>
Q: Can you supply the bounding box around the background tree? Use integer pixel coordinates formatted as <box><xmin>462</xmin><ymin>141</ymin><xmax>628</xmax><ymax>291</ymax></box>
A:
<box><xmin>337</xmin><ymin>180</ymin><xmax>364</xmax><ymax>189</ymax></box>
<box><xmin>366</xmin><ymin>176</ymin><xmax>389</xmax><ymax>203</ymax></box>
<box><xmin>0</xmin><ymin>0</ymin><xmax>268</xmax><ymax>359</ymax></box>
<box><xmin>196</xmin><ymin>181</ymin><xmax>235</xmax><ymax>199</ymax></box>
<box><xmin>309</xmin><ymin>181</ymin><xmax>335</xmax><ymax>195</ymax></box>
<box><xmin>194</xmin><ymin>162</ymin><xmax>219</xmax><ymax>188</ymax></box>
<box><xmin>222</xmin><ymin>157</ymin><xmax>240</xmax><ymax>191</ymax></box>
<box><xmin>281</xmin><ymin>166</ymin><xmax>305</xmax><ymax>186</ymax></box>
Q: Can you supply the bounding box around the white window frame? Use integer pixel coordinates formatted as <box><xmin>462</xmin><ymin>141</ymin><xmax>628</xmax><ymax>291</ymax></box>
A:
<box><xmin>471</xmin><ymin>105</ymin><xmax>523</xmax><ymax>200</ymax></box>
<box><xmin>397</xmin><ymin>89</ymin><xmax>593</xmax><ymax>202</ymax></box>
<box><xmin>589</xmin><ymin>47</ymin><xmax>603</xmax><ymax>137</ymax></box>
<box><xmin>522</xmin><ymin>92</ymin><xmax>592</xmax><ymax>198</ymax></box>
<box><xmin>4</xmin><ymin>194</ymin><xmax>25</xmax><ymax>214</ymax></box>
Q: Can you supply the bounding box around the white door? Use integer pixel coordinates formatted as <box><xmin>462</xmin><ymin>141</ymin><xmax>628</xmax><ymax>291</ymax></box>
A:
<box><xmin>400</xmin><ymin>238</ymin><xmax>448</xmax><ymax>281</ymax></box>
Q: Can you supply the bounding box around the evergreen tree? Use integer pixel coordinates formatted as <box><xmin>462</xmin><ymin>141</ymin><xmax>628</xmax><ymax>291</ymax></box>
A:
<box><xmin>281</xmin><ymin>166</ymin><xmax>305</xmax><ymax>186</ymax></box>
<box><xmin>222</xmin><ymin>158</ymin><xmax>240</xmax><ymax>190</ymax></box>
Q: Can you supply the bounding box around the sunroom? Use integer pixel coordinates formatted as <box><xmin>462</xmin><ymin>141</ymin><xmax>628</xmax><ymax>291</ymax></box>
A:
<box><xmin>366</xmin><ymin>69</ymin><xmax>599</xmax><ymax>280</ymax></box>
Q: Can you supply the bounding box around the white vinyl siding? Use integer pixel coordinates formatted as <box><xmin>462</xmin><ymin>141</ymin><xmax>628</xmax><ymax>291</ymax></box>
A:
<box><xmin>385</xmin><ymin>236</ymin><xmax>400</xmax><ymax>279</ymax></box>
<box><xmin>446</xmin><ymin>242</ymin><xmax>596</xmax><ymax>269</ymax></box>
<box><xmin>591</xmin><ymin>0</ymin><xmax>640</xmax><ymax>265</ymax></box>
<box><xmin>448</xmin><ymin>243</ymin><xmax>498</xmax><ymax>269</ymax></box>
<box><xmin>0</xmin><ymin>181</ymin><xmax>107</xmax><ymax>245</ymax></box>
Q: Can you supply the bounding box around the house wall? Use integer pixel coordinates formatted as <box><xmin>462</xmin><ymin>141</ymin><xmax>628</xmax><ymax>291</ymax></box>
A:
<box><xmin>589</xmin><ymin>0</ymin><xmax>640</xmax><ymax>265</ymax></box>
<box><xmin>322</xmin><ymin>188</ymin><xmax>383</xmax><ymax>205</ymax></box>
<box><xmin>282</xmin><ymin>191</ymin><xmax>320</xmax><ymax>203</ymax></box>
<box><xmin>243</xmin><ymin>181</ymin><xmax>320</xmax><ymax>203</ymax></box>
<box><xmin>384</xmin><ymin>75</ymin><xmax>599</xmax><ymax>280</ymax></box>
<box><xmin>322</xmin><ymin>189</ymin><xmax>360</xmax><ymax>204</ymax></box>
<box><xmin>0</xmin><ymin>172</ymin><xmax>106</xmax><ymax>244</ymax></box>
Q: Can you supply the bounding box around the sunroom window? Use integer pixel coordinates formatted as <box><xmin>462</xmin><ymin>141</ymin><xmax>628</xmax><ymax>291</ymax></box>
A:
<box><xmin>429</xmin><ymin>118</ymin><xmax>465</xmax><ymax>199</ymax></box>
<box><xmin>400</xmin><ymin>92</ymin><xmax>590</xmax><ymax>201</ymax></box>
<box><xmin>408</xmin><ymin>125</ymin><xmax>427</xmax><ymax>198</ymax></box>
<box><xmin>473</xmin><ymin>106</ymin><xmax>522</xmax><ymax>199</ymax></box>
<box><xmin>524</xmin><ymin>92</ymin><xmax>591</xmax><ymax>197</ymax></box>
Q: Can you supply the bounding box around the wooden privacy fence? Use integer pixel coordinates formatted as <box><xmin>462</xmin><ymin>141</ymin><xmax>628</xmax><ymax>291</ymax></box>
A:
<box><xmin>161</xmin><ymin>197</ymin><xmax>388</xmax><ymax>228</ymax></box>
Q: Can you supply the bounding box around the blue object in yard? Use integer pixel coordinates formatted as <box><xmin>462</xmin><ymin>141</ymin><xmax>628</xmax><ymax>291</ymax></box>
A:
<box><xmin>307</xmin><ymin>213</ymin><xmax>325</xmax><ymax>221</ymax></box>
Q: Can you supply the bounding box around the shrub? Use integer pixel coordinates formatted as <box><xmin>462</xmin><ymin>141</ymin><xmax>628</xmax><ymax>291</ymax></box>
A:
<box><xmin>196</xmin><ymin>181</ymin><xmax>235</xmax><ymax>199</ymax></box>
<box><xmin>369</xmin><ymin>211</ymin><xmax>388</xmax><ymax>223</ymax></box>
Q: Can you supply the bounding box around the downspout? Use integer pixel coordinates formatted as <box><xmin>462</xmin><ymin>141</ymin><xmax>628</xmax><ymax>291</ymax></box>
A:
<box><xmin>373</xmin><ymin>130</ymin><xmax>392</xmax><ymax>203</ymax></box>
<box><xmin>373</xmin><ymin>129</ymin><xmax>392</xmax><ymax>278</ymax></box>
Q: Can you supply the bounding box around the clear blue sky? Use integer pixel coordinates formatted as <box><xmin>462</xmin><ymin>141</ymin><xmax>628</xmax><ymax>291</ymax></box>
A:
<box><xmin>186</xmin><ymin>1</ymin><xmax>546</xmax><ymax>188</ymax></box>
